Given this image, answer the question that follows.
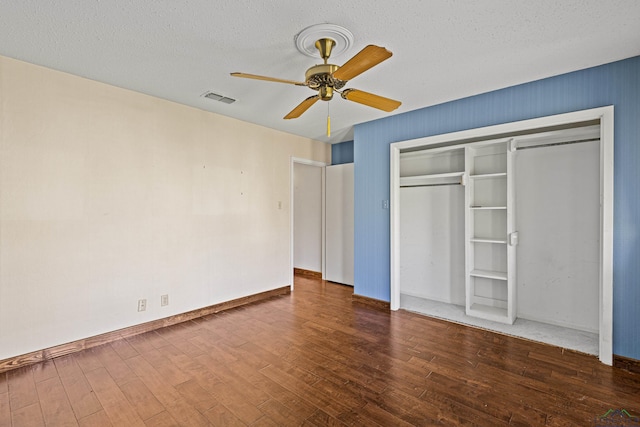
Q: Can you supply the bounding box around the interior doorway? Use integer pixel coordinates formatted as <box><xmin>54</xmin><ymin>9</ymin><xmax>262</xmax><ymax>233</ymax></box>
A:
<box><xmin>290</xmin><ymin>158</ymin><xmax>326</xmax><ymax>289</ymax></box>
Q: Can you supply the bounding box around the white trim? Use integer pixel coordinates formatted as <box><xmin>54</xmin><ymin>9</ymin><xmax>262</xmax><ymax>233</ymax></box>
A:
<box><xmin>390</xmin><ymin>106</ymin><xmax>614</xmax><ymax>365</ymax></box>
<box><xmin>290</xmin><ymin>157</ymin><xmax>327</xmax><ymax>291</ymax></box>
<box><xmin>390</xmin><ymin>145</ymin><xmax>401</xmax><ymax>310</ymax></box>
<box><xmin>599</xmin><ymin>107</ymin><xmax>614</xmax><ymax>366</ymax></box>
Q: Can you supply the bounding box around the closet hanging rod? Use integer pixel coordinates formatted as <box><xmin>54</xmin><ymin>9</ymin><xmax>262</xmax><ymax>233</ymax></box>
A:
<box><xmin>400</xmin><ymin>183</ymin><xmax>461</xmax><ymax>188</ymax></box>
<box><xmin>516</xmin><ymin>137</ymin><xmax>600</xmax><ymax>151</ymax></box>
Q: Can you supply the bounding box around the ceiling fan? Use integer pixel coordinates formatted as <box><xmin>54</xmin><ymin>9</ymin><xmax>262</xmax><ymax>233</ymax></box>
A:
<box><xmin>230</xmin><ymin>38</ymin><xmax>401</xmax><ymax>135</ymax></box>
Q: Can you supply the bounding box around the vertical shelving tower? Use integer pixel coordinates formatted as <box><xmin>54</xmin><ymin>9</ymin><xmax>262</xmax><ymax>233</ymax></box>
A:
<box><xmin>464</xmin><ymin>140</ymin><xmax>517</xmax><ymax>324</ymax></box>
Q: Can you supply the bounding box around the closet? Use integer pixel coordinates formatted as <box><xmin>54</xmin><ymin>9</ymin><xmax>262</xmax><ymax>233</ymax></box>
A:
<box><xmin>399</xmin><ymin>139</ymin><xmax>517</xmax><ymax>324</ymax></box>
<box><xmin>393</xmin><ymin>118</ymin><xmax>607</xmax><ymax>351</ymax></box>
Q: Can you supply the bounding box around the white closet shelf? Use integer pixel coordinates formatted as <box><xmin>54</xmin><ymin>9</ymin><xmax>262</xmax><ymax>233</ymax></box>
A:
<box><xmin>469</xmin><ymin>206</ymin><xmax>507</xmax><ymax>210</ymax></box>
<box><xmin>467</xmin><ymin>304</ymin><xmax>509</xmax><ymax>322</ymax></box>
<box><xmin>470</xmin><ymin>269</ymin><xmax>507</xmax><ymax>280</ymax></box>
<box><xmin>470</xmin><ymin>238</ymin><xmax>507</xmax><ymax>244</ymax></box>
<box><xmin>399</xmin><ymin>172</ymin><xmax>464</xmax><ymax>186</ymax></box>
<box><xmin>469</xmin><ymin>172</ymin><xmax>507</xmax><ymax>179</ymax></box>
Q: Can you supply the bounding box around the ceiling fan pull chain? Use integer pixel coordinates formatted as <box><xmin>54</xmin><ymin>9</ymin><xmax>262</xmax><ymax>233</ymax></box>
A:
<box><xmin>327</xmin><ymin>102</ymin><xmax>331</xmax><ymax>137</ymax></box>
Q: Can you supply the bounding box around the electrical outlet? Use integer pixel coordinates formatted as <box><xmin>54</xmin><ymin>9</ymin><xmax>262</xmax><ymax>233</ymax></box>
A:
<box><xmin>137</xmin><ymin>299</ymin><xmax>147</xmax><ymax>312</ymax></box>
<box><xmin>161</xmin><ymin>294</ymin><xmax>169</xmax><ymax>307</ymax></box>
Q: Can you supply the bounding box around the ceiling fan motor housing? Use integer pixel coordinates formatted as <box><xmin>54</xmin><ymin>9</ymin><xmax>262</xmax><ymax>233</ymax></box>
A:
<box><xmin>305</xmin><ymin>64</ymin><xmax>346</xmax><ymax>100</ymax></box>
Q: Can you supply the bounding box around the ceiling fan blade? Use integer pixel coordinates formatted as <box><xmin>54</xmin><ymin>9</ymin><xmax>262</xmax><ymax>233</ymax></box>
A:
<box><xmin>341</xmin><ymin>89</ymin><xmax>401</xmax><ymax>112</ymax></box>
<box><xmin>332</xmin><ymin>45</ymin><xmax>393</xmax><ymax>81</ymax></box>
<box><xmin>230</xmin><ymin>72</ymin><xmax>306</xmax><ymax>86</ymax></box>
<box><xmin>284</xmin><ymin>95</ymin><xmax>320</xmax><ymax>119</ymax></box>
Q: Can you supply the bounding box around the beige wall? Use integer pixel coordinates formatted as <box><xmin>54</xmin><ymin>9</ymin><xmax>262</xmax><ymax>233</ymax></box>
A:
<box><xmin>0</xmin><ymin>56</ymin><xmax>330</xmax><ymax>359</ymax></box>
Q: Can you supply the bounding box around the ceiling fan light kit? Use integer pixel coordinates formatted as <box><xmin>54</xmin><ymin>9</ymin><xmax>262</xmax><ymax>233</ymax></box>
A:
<box><xmin>231</xmin><ymin>23</ymin><xmax>401</xmax><ymax>136</ymax></box>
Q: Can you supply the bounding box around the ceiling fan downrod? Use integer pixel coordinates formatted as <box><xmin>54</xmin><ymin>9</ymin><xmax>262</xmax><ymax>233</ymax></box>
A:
<box><xmin>315</xmin><ymin>38</ymin><xmax>335</xmax><ymax>64</ymax></box>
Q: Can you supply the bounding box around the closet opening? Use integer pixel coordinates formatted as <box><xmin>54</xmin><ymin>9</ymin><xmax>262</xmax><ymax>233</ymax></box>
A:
<box><xmin>390</xmin><ymin>107</ymin><xmax>613</xmax><ymax>365</ymax></box>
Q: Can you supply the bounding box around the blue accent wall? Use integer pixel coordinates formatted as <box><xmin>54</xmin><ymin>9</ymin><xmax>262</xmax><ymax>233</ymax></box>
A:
<box><xmin>331</xmin><ymin>140</ymin><xmax>354</xmax><ymax>165</ymax></box>
<box><xmin>353</xmin><ymin>56</ymin><xmax>640</xmax><ymax>359</ymax></box>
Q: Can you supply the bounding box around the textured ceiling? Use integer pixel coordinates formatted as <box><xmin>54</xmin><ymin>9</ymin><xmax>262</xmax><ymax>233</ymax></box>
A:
<box><xmin>1</xmin><ymin>1</ymin><xmax>639</xmax><ymax>143</ymax></box>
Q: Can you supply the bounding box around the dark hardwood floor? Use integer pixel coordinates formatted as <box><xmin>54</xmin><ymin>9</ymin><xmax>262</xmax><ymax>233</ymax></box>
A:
<box><xmin>1</xmin><ymin>274</ymin><xmax>639</xmax><ymax>426</ymax></box>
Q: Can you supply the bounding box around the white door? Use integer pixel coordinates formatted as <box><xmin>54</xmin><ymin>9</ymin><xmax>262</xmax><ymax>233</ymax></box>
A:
<box><xmin>325</xmin><ymin>163</ymin><xmax>354</xmax><ymax>285</ymax></box>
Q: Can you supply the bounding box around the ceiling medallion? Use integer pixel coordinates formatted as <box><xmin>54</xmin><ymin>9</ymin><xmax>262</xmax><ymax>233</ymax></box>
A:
<box><xmin>294</xmin><ymin>23</ymin><xmax>354</xmax><ymax>58</ymax></box>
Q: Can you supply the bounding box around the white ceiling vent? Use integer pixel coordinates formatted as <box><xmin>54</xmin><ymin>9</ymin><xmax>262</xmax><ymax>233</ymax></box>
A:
<box><xmin>202</xmin><ymin>91</ymin><xmax>236</xmax><ymax>104</ymax></box>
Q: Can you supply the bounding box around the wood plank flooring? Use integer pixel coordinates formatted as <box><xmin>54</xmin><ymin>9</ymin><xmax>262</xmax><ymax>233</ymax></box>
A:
<box><xmin>1</xmin><ymin>274</ymin><xmax>639</xmax><ymax>426</ymax></box>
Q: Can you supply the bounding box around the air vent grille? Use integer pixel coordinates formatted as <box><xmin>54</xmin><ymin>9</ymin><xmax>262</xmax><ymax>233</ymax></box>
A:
<box><xmin>202</xmin><ymin>91</ymin><xmax>236</xmax><ymax>104</ymax></box>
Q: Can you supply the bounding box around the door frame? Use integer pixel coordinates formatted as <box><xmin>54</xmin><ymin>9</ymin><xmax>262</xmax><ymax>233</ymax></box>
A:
<box><xmin>390</xmin><ymin>106</ymin><xmax>614</xmax><ymax>365</ymax></box>
<box><xmin>290</xmin><ymin>157</ymin><xmax>327</xmax><ymax>290</ymax></box>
